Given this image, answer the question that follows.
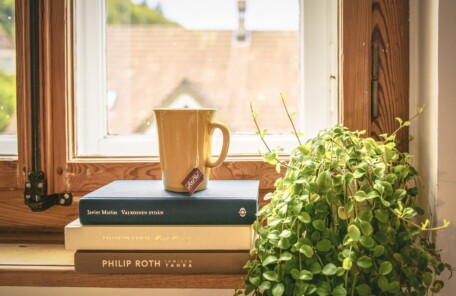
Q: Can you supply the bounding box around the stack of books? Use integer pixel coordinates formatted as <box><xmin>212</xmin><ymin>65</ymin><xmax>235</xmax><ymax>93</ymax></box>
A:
<box><xmin>64</xmin><ymin>180</ymin><xmax>259</xmax><ymax>274</ymax></box>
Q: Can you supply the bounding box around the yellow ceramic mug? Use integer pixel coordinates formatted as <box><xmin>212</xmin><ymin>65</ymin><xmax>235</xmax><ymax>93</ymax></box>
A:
<box><xmin>154</xmin><ymin>108</ymin><xmax>230</xmax><ymax>192</ymax></box>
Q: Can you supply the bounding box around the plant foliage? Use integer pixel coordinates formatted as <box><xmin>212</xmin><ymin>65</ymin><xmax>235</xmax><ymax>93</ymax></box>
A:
<box><xmin>0</xmin><ymin>0</ymin><xmax>15</xmax><ymax>40</ymax></box>
<box><xmin>237</xmin><ymin>99</ymin><xmax>452</xmax><ymax>296</ymax></box>
<box><xmin>107</xmin><ymin>0</ymin><xmax>179</xmax><ymax>26</ymax></box>
<box><xmin>0</xmin><ymin>71</ymin><xmax>16</xmax><ymax>133</ymax></box>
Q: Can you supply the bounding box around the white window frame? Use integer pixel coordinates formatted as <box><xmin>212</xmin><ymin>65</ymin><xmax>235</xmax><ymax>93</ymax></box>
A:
<box><xmin>73</xmin><ymin>0</ymin><xmax>338</xmax><ymax>158</ymax></box>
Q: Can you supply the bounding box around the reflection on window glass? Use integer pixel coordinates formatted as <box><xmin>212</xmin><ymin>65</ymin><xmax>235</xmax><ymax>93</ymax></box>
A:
<box><xmin>0</xmin><ymin>0</ymin><xmax>16</xmax><ymax>136</ymax></box>
<box><xmin>106</xmin><ymin>0</ymin><xmax>299</xmax><ymax>136</ymax></box>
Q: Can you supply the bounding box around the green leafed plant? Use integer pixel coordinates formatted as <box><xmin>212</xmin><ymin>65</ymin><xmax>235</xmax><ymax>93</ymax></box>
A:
<box><xmin>236</xmin><ymin>97</ymin><xmax>453</xmax><ymax>296</ymax></box>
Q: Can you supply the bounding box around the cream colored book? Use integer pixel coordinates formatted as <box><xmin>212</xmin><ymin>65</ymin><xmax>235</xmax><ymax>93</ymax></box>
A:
<box><xmin>65</xmin><ymin>219</ymin><xmax>254</xmax><ymax>250</ymax></box>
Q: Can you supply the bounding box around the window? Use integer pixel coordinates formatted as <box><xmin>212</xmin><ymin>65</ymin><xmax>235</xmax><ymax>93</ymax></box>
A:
<box><xmin>0</xmin><ymin>0</ymin><xmax>17</xmax><ymax>156</ymax></box>
<box><xmin>0</xmin><ymin>0</ymin><xmax>410</xmax><ymax>266</ymax></box>
<box><xmin>74</xmin><ymin>0</ymin><xmax>338</xmax><ymax>157</ymax></box>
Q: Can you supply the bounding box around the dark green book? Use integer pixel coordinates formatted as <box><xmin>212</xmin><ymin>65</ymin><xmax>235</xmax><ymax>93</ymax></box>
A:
<box><xmin>79</xmin><ymin>180</ymin><xmax>259</xmax><ymax>225</ymax></box>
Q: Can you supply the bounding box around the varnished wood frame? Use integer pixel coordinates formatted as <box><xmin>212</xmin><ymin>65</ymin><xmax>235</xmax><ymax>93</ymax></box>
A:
<box><xmin>0</xmin><ymin>0</ymin><xmax>409</xmax><ymax>235</ymax></box>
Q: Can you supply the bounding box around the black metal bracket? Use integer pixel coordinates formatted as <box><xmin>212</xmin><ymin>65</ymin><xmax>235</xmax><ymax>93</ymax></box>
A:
<box><xmin>24</xmin><ymin>0</ymin><xmax>72</xmax><ymax>212</ymax></box>
<box><xmin>24</xmin><ymin>171</ymin><xmax>73</xmax><ymax>212</ymax></box>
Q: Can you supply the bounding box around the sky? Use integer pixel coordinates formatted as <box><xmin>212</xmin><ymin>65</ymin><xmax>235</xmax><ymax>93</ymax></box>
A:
<box><xmin>132</xmin><ymin>0</ymin><xmax>299</xmax><ymax>31</ymax></box>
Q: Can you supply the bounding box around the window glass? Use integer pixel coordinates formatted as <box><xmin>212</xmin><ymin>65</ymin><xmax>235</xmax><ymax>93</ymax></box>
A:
<box><xmin>74</xmin><ymin>0</ymin><xmax>338</xmax><ymax>156</ymax></box>
<box><xmin>0</xmin><ymin>0</ymin><xmax>16</xmax><ymax>155</ymax></box>
<box><xmin>105</xmin><ymin>0</ymin><xmax>299</xmax><ymax>136</ymax></box>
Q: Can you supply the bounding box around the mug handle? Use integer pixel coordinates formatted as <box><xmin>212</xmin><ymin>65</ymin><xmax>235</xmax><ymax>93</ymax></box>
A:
<box><xmin>206</xmin><ymin>122</ymin><xmax>230</xmax><ymax>168</ymax></box>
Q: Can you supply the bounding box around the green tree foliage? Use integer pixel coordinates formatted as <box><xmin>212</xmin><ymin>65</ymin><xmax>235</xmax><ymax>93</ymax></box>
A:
<box><xmin>0</xmin><ymin>72</ymin><xmax>16</xmax><ymax>133</ymax></box>
<box><xmin>0</xmin><ymin>0</ymin><xmax>15</xmax><ymax>39</ymax></box>
<box><xmin>0</xmin><ymin>0</ymin><xmax>15</xmax><ymax>133</ymax></box>
<box><xmin>107</xmin><ymin>0</ymin><xmax>179</xmax><ymax>26</ymax></box>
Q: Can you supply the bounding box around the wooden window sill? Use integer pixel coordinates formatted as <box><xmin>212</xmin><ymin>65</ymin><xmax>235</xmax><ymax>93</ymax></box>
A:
<box><xmin>0</xmin><ymin>244</ymin><xmax>244</xmax><ymax>289</ymax></box>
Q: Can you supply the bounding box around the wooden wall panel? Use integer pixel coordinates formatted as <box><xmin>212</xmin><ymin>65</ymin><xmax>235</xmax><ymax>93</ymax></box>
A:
<box><xmin>343</xmin><ymin>0</ymin><xmax>409</xmax><ymax>150</ymax></box>
<box><xmin>342</xmin><ymin>0</ymin><xmax>372</xmax><ymax>132</ymax></box>
<box><xmin>371</xmin><ymin>0</ymin><xmax>409</xmax><ymax>151</ymax></box>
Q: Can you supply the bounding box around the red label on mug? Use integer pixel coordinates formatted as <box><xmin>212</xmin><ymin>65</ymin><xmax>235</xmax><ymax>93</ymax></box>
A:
<box><xmin>181</xmin><ymin>168</ymin><xmax>205</xmax><ymax>195</ymax></box>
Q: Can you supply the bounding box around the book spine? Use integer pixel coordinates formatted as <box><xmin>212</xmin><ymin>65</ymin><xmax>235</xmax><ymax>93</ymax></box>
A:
<box><xmin>79</xmin><ymin>198</ymin><xmax>257</xmax><ymax>225</ymax></box>
<box><xmin>65</xmin><ymin>224</ymin><xmax>253</xmax><ymax>250</ymax></box>
<box><xmin>74</xmin><ymin>251</ymin><xmax>251</xmax><ymax>274</ymax></box>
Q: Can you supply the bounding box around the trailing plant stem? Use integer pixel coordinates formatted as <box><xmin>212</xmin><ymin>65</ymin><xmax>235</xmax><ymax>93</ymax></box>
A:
<box><xmin>280</xmin><ymin>93</ymin><xmax>302</xmax><ymax>146</ymax></box>
<box><xmin>250</xmin><ymin>101</ymin><xmax>292</xmax><ymax>169</ymax></box>
<box><xmin>388</xmin><ymin>207</ymin><xmax>449</xmax><ymax>231</ymax></box>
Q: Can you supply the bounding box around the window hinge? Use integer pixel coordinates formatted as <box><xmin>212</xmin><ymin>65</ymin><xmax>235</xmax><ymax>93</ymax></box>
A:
<box><xmin>371</xmin><ymin>42</ymin><xmax>379</xmax><ymax>120</ymax></box>
<box><xmin>24</xmin><ymin>171</ymin><xmax>73</xmax><ymax>212</ymax></box>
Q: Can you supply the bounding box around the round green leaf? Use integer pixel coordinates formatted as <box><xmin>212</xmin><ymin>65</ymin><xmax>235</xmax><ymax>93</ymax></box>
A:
<box><xmin>335</xmin><ymin>267</ymin><xmax>345</xmax><ymax>276</ymax></box>
<box><xmin>267</xmin><ymin>232</ymin><xmax>280</xmax><ymax>240</ymax></box>
<box><xmin>278</xmin><ymin>238</ymin><xmax>290</xmax><ymax>249</ymax></box>
<box><xmin>345</xmin><ymin>200</ymin><xmax>354</xmax><ymax>215</ymax></box>
<box><xmin>279</xmin><ymin>251</ymin><xmax>292</xmax><ymax>261</ymax></box>
<box><xmin>299</xmin><ymin>244</ymin><xmax>314</xmax><ymax>258</ymax></box>
<box><xmin>360</xmin><ymin>221</ymin><xmax>373</xmax><ymax>236</ymax></box>
<box><xmin>360</xmin><ymin>210</ymin><xmax>373</xmax><ymax>222</ymax></box>
<box><xmin>393</xmin><ymin>252</ymin><xmax>403</xmax><ymax>263</ymax></box>
<box><xmin>348</xmin><ymin>224</ymin><xmax>361</xmax><ymax>241</ymax></box>
<box><xmin>267</xmin><ymin>217</ymin><xmax>281</xmax><ymax>227</ymax></box>
<box><xmin>357</xmin><ymin>256</ymin><xmax>373</xmax><ymax>269</ymax></box>
<box><xmin>272</xmin><ymin>283</ymin><xmax>285</xmax><ymax>296</ymax></box>
<box><xmin>316</xmin><ymin>282</ymin><xmax>331</xmax><ymax>296</ymax></box>
<box><xmin>258</xmin><ymin>281</ymin><xmax>272</xmax><ymax>290</ymax></box>
<box><xmin>290</xmin><ymin>269</ymin><xmax>300</xmax><ymax>280</ymax></box>
<box><xmin>402</xmin><ymin>207</ymin><xmax>417</xmax><ymax>219</ymax></box>
<box><xmin>387</xmin><ymin>281</ymin><xmax>400</xmax><ymax>293</ymax></box>
<box><xmin>263</xmin><ymin>271</ymin><xmax>279</xmax><ymax>282</ymax></box>
<box><xmin>326</xmin><ymin>191</ymin><xmax>340</xmax><ymax>205</ymax></box>
<box><xmin>262</xmin><ymin>255</ymin><xmax>278</xmax><ymax>266</ymax></box>
<box><xmin>375</xmin><ymin>209</ymin><xmax>388</xmax><ymax>223</ymax></box>
<box><xmin>367</xmin><ymin>190</ymin><xmax>380</xmax><ymax>200</ymax></box>
<box><xmin>312</xmin><ymin>219</ymin><xmax>326</xmax><ymax>231</ymax></box>
<box><xmin>359</xmin><ymin>236</ymin><xmax>376</xmax><ymax>249</ymax></box>
<box><xmin>298</xmin><ymin>212</ymin><xmax>311</xmax><ymax>223</ymax></box>
<box><xmin>332</xmin><ymin>285</ymin><xmax>347</xmax><ymax>296</ymax></box>
<box><xmin>338</xmin><ymin>206</ymin><xmax>350</xmax><ymax>220</ymax></box>
<box><xmin>308</xmin><ymin>262</ymin><xmax>322</xmax><ymax>274</ymax></box>
<box><xmin>307</xmin><ymin>284</ymin><xmax>317</xmax><ymax>295</ymax></box>
<box><xmin>315</xmin><ymin>202</ymin><xmax>330</xmax><ymax>213</ymax></box>
<box><xmin>316</xmin><ymin>239</ymin><xmax>332</xmax><ymax>252</ymax></box>
<box><xmin>311</xmin><ymin>231</ymin><xmax>321</xmax><ymax>243</ymax></box>
<box><xmin>279</xmin><ymin>229</ymin><xmax>292</xmax><ymax>238</ymax></box>
<box><xmin>317</xmin><ymin>170</ymin><xmax>333</xmax><ymax>193</ymax></box>
<box><xmin>322</xmin><ymin>263</ymin><xmax>337</xmax><ymax>275</ymax></box>
<box><xmin>378</xmin><ymin>261</ymin><xmax>393</xmax><ymax>275</ymax></box>
<box><xmin>354</xmin><ymin>190</ymin><xmax>367</xmax><ymax>202</ymax></box>
<box><xmin>393</xmin><ymin>188</ymin><xmax>407</xmax><ymax>201</ymax></box>
<box><xmin>356</xmin><ymin>284</ymin><xmax>371</xmax><ymax>296</ymax></box>
<box><xmin>378</xmin><ymin>276</ymin><xmax>389</xmax><ymax>292</ymax></box>
<box><xmin>342</xmin><ymin>257</ymin><xmax>353</xmax><ymax>270</ymax></box>
<box><xmin>299</xmin><ymin>270</ymin><xmax>313</xmax><ymax>281</ymax></box>
<box><xmin>373</xmin><ymin>245</ymin><xmax>385</xmax><ymax>257</ymax></box>
<box><xmin>249</xmin><ymin>276</ymin><xmax>260</xmax><ymax>286</ymax></box>
<box><xmin>424</xmin><ymin>272</ymin><xmax>433</xmax><ymax>286</ymax></box>
<box><xmin>292</xmin><ymin>201</ymin><xmax>303</xmax><ymax>214</ymax></box>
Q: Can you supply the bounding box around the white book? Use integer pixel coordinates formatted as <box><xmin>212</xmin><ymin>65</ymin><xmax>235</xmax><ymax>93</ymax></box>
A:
<box><xmin>65</xmin><ymin>219</ymin><xmax>254</xmax><ymax>250</ymax></box>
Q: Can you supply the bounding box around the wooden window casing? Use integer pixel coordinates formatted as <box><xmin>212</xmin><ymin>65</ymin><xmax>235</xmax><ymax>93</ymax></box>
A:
<box><xmin>0</xmin><ymin>0</ymin><xmax>409</xmax><ymax>240</ymax></box>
